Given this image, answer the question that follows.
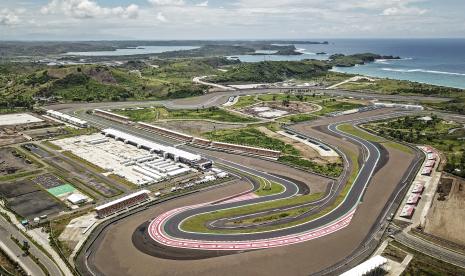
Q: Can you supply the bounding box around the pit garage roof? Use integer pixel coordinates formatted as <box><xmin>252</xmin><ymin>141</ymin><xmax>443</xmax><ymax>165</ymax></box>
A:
<box><xmin>102</xmin><ymin>128</ymin><xmax>201</xmax><ymax>162</ymax></box>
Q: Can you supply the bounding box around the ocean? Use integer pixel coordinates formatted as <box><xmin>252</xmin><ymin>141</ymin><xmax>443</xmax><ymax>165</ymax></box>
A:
<box><xmin>234</xmin><ymin>39</ymin><xmax>465</xmax><ymax>89</ymax></box>
<box><xmin>64</xmin><ymin>46</ymin><xmax>199</xmax><ymax>56</ymax></box>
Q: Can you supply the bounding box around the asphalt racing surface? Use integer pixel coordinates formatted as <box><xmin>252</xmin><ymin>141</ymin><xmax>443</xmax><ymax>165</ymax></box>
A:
<box><xmin>65</xmin><ymin>95</ymin><xmax>423</xmax><ymax>275</ymax></box>
<box><xmin>143</xmin><ymin>114</ymin><xmax>402</xmax><ymax>252</ymax></box>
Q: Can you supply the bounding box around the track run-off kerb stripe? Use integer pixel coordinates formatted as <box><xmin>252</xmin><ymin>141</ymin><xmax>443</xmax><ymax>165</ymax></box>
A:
<box><xmin>147</xmin><ymin>112</ymin><xmax>411</xmax><ymax>250</ymax></box>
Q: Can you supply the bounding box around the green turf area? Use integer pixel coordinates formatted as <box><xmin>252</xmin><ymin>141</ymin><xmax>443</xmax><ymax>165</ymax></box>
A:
<box><xmin>254</xmin><ymin>177</ymin><xmax>284</xmax><ymax>197</ymax></box>
<box><xmin>231</xmin><ymin>95</ymin><xmax>259</xmax><ymax>109</ymax></box>
<box><xmin>314</xmin><ymin>99</ymin><xmax>364</xmax><ymax>115</ymax></box>
<box><xmin>115</xmin><ymin>106</ymin><xmax>258</xmax><ymax>123</ymax></box>
<box><xmin>54</xmin><ymin>127</ymin><xmax>98</xmax><ymax>139</ymax></box>
<box><xmin>180</xmin><ymin>192</ymin><xmax>324</xmax><ymax>233</ymax></box>
<box><xmin>219</xmin><ymin>165</ymin><xmax>285</xmax><ymax>197</ymax></box>
<box><xmin>204</xmin><ymin>127</ymin><xmax>300</xmax><ymax>155</ymax></box>
<box><xmin>47</xmin><ymin>184</ymin><xmax>76</xmax><ymax>197</ymax></box>
<box><xmin>390</xmin><ymin>241</ymin><xmax>465</xmax><ymax>276</ymax></box>
<box><xmin>337</xmin><ymin>124</ymin><xmax>385</xmax><ymax>142</ymax></box>
<box><xmin>278</xmin><ymin>155</ymin><xmax>342</xmax><ymax>177</ymax></box>
<box><xmin>277</xmin><ymin>114</ymin><xmax>318</xmax><ymax>123</ymax></box>
<box><xmin>363</xmin><ymin>115</ymin><xmax>465</xmax><ymax>177</ymax></box>
<box><xmin>338</xmin><ymin>124</ymin><xmax>414</xmax><ymax>154</ymax></box>
<box><xmin>225</xmin><ymin>207</ymin><xmax>311</xmax><ymax>226</ymax></box>
<box><xmin>257</xmin><ymin>93</ymin><xmax>330</xmax><ymax>103</ymax></box>
<box><xmin>0</xmin><ymin>170</ymin><xmax>43</xmax><ymax>182</ymax></box>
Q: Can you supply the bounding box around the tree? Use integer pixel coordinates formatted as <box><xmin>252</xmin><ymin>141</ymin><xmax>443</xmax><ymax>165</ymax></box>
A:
<box><xmin>21</xmin><ymin>241</ymin><xmax>30</xmax><ymax>256</ymax></box>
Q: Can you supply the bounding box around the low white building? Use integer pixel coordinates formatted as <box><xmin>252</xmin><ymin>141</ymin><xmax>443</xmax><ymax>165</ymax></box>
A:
<box><xmin>67</xmin><ymin>193</ymin><xmax>89</xmax><ymax>205</ymax></box>
<box><xmin>341</xmin><ymin>255</ymin><xmax>388</xmax><ymax>276</ymax></box>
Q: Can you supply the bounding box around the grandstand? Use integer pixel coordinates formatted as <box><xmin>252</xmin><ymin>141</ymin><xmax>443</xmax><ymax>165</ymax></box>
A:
<box><xmin>137</xmin><ymin>122</ymin><xmax>194</xmax><ymax>142</ymax></box>
<box><xmin>210</xmin><ymin>141</ymin><xmax>281</xmax><ymax>159</ymax></box>
<box><xmin>95</xmin><ymin>190</ymin><xmax>150</xmax><ymax>218</ymax></box>
<box><xmin>192</xmin><ymin>137</ymin><xmax>212</xmax><ymax>147</ymax></box>
<box><xmin>94</xmin><ymin>109</ymin><xmax>131</xmax><ymax>124</ymax></box>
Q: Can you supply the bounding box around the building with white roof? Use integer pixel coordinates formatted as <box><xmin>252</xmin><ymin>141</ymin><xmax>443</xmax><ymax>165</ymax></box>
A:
<box><xmin>340</xmin><ymin>255</ymin><xmax>388</xmax><ymax>276</ymax></box>
<box><xmin>67</xmin><ymin>193</ymin><xmax>89</xmax><ymax>205</ymax></box>
<box><xmin>46</xmin><ymin>110</ymin><xmax>88</xmax><ymax>128</ymax></box>
<box><xmin>102</xmin><ymin>128</ymin><xmax>201</xmax><ymax>163</ymax></box>
<box><xmin>374</xmin><ymin>102</ymin><xmax>424</xmax><ymax>111</ymax></box>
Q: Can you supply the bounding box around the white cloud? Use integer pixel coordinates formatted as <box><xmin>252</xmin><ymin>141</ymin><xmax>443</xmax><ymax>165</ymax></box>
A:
<box><xmin>41</xmin><ymin>0</ymin><xmax>139</xmax><ymax>19</ymax></box>
<box><xmin>0</xmin><ymin>9</ymin><xmax>20</xmax><ymax>25</ymax></box>
<box><xmin>156</xmin><ymin>12</ymin><xmax>167</xmax><ymax>22</ymax></box>
<box><xmin>149</xmin><ymin>0</ymin><xmax>185</xmax><ymax>6</ymax></box>
<box><xmin>196</xmin><ymin>1</ymin><xmax>208</xmax><ymax>7</ymax></box>
<box><xmin>382</xmin><ymin>5</ymin><xmax>427</xmax><ymax>16</ymax></box>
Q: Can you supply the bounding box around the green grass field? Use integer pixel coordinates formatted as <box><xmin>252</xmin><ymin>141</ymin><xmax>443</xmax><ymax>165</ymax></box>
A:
<box><xmin>115</xmin><ymin>106</ymin><xmax>258</xmax><ymax>123</ymax></box>
<box><xmin>204</xmin><ymin>127</ymin><xmax>300</xmax><ymax>155</ymax></box>
<box><xmin>338</xmin><ymin>124</ymin><xmax>414</xmax><ymax>154</ymax></box>
<box><xmin>231</xmin><ymin>95</ymin><xmax>259</xmax><ymax>109</ymax></box>
<box><xmin>254</xmin><ymin>177</ymin><xmax>285</xmax><ymax>197</ymax></box>
<box><xmin>363</xmin><ymin>115</ymin><xmax>465</xmax><ymax>177</ymax></box>
<box><xmin>278</xmin><ymin>155</ymin><xmax>342</xmax><ymax>177</ymax></box>
<box><xmin>180</xmin><ymin>192</ymin><xmax>324</xmax><ymax>233</ymax></box>
<box><xmin>314</xmin><ymin>100</ymin><xmax>364</xmax><ymax>115</ymax></box>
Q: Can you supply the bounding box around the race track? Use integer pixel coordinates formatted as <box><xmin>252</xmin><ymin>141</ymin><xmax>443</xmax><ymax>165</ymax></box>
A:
<box><xmin>143</xmin><ymin>113</ymin><xmax>410</xmax><ymax>251</ymax></box>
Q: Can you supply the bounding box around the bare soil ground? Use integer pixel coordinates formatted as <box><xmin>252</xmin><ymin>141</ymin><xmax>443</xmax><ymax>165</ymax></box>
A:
<box><xmin>242</xmin><ymin>101</ymin><xmax>318</xmax><ymax>118</ymax></box>
<box><xmin>153</xmin><ymin>121</ymin><xmax>246</xmax><ymax>137</ymax></box>
<box><xmin>0</xmin><ymin>147</ymin><xmax>38</xmax><ymax>176</ymax></box>
<box><xmin>89</xmin><ymin>109</ymin><xmax>416</xmax><ymax>276</ymax></box>
<box><xmin>0</xmin><ymin>180</ymin><xmax>65</xmax><ymax>220</ymax></box>
<box><xmin>424</xmin><ymin>175</ymin><xmax>465</xmax><ymax>246</ymax></box>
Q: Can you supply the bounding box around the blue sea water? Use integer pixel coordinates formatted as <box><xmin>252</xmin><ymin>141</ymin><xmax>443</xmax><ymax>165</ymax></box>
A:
<box><xmin>235</xmin><ymin>39</ymin><xmax>465</xmax><ymax>89</ymax></box>
<box><xmin>64</xmin><ymin>45</ymin><xmax>199</xmax><ymax>56</ymax></box>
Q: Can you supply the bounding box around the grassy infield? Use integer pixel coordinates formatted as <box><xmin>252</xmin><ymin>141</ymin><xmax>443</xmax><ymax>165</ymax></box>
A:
<box><xmin>181</xmin><ymin>123</ymin><xmax>414</xmax><ymax>234</ymax></box>
<box><xmin>115</xmin><ymin>106</ymin><xmax>258</xmax><ymax>123</ymax></box>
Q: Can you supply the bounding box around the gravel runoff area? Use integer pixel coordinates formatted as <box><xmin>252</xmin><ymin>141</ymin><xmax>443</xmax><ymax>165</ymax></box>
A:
<box><xmin>82</xmin><ymin>109</ymin><xmax>418</xmax><ymax>276</ymax></box>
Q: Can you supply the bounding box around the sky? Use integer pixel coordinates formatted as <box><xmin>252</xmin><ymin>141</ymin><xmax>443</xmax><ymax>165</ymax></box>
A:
<box><xmin>1</xmin><ymin>0</ymin><xmax>464</xmax><ymax>40</ymax></box>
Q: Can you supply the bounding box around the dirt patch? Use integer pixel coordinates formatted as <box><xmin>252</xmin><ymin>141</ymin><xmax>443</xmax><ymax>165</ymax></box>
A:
<box><xmin>154</xmin><ymin>121</ymin><xmax>245</xmax><ymax>137</ymax></box>
<box><xmin>0</xmin><ymin>180</ymin><xmax>66</xmax><ymax>220</ymax></box>
<box><xmin>424</xmin><ymin>175</ymin><xmax>465</xmax><ymax>246</ymax></box>
<box><xmin>0</xmin><ymin>147</ymin><xmax>39</xmax><ymax>176</ymax></box>
<box><xmin>242</xmin><ymin>101</ymin><xmax>318</xmax><ymax>119</ymax></box>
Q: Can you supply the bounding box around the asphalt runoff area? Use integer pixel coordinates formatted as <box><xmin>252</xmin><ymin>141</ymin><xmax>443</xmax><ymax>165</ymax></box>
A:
<box><xmin>83</xmin><ymin>109</ymin><xmax>418</xmax><ymax>276</ymax></box>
